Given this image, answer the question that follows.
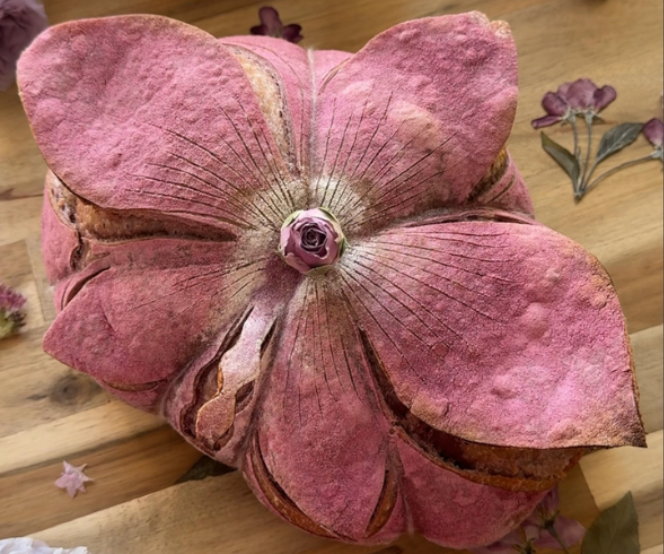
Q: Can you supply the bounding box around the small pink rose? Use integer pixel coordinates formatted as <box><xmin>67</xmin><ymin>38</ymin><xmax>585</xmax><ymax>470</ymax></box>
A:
<box><xmin>279</xmin><ymin>208</ymin><xmax>345</xmax><ymax>274</ymax></box>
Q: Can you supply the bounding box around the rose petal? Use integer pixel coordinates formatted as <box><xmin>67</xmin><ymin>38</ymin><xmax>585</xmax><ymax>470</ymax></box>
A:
<box><xmin>592</xmin><ymin>85</ymin><xmax>617</xmax><ymax>111</ymax></box>
<box><xmin>44</xmin><ymin>238</ymin><xmax>272</xmax><ymax>410</ymax></box>
<box><xmin>336</xmin><ymin>214</ymin><xmax>645</xmax><ymax>450</ymax></box>
<box><xmin>541</xmin><ymin>92</ymin><xmax>569</xmax><ymax>116</ymax></box>
<box><xmin>311</xmin><ymin>13</ymin><xmax>520</xmax><ymax>234</ymax></box>
<box><xmin>18</xmin><ymin>15</ymin><xmax>300</xmax><ymax>234</ymax></box>
<box><xmin>243</xmin><ymin>279</ymin><xmax>405</xmax><ymax>542</ymax></box>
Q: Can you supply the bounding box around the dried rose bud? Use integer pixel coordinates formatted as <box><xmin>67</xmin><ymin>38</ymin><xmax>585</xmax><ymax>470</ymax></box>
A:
<box><xmin>279</xmin><ymin>208</ymin><xmax>346</xmax><ymax>275</ymax></box>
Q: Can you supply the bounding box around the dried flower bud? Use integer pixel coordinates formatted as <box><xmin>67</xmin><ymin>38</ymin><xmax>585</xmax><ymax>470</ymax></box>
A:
<box><xmin>279</xmin><ymin>208</ymin><xmax>346</xmax><ymax>275</ymax></box>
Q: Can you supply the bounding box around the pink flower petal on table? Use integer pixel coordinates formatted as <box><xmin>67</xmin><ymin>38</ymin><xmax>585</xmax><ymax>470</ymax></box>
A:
<box><xmin>336</xmin><ymin>213</ymin><xmax>644</xmax><ymax>452</ymax></box>
<box><xmin>44</xmin><ymin>237</ymin><xmax>276</xmax><ymax>411</ymax></box>
<box><xmin>311</xmin><ymin>13</ymin><xmax>522</xmax><ymax>234</ymax></box>
<box><xmin>243</xmin><ymin>280</ymin><xmax>405</xmax><ymax>542</ymax></box>
<box><xmin>18</xmin><ymin>15</ymin><xmax>303</xmax><ymax>235</ymax></box>
<box><xmin>54</xmin><ymin>461</ymin><xmax>92</xmax><ymax>498</ymax></box>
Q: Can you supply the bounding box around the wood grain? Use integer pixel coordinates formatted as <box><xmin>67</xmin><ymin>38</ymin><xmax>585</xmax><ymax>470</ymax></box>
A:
<box><xmin>0</xmin><ymin>0</ymin><xmax>661</xmax><ymax>551</ymax></box>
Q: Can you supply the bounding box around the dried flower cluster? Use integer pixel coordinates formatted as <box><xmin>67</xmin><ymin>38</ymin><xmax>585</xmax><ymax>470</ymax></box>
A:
<box><xmin>18</xmin><ymin>11</ymin><xmax>644</xmax><ymax>549</ymax></box>
<box><xmin>532</xmin><ymin>78</ymin><xmax>662</xmax><ymax>200</ymax></box>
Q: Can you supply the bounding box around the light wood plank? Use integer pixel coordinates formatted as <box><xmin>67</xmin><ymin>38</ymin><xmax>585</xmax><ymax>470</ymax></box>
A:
<box><xmin>30</xmin><ymin>466</ymin><xmax>593</xmax><ymax>554</ymax></box>
<box><xmin>580</xmin><ymin>430</ymin><xmax>664</xmax><ymax>550</ymax></box>
<box><xmin>0</xmin><ymin>426</ymin><xmax>201</xmax><ymax>537</ymax></box>
<box><xmin>0</xmin><ymin>326</ymin><xmax>107</xmax><ymax>438</ymax></box>
<box><xmin>632</xmin><ymin>325</ymin><xmax>664</xmax><ymax>434</ymax></box>
<box><xmin>0</xmin><ymin>401</ymin><xmax>164</xmax><ymax>475</ymax></box>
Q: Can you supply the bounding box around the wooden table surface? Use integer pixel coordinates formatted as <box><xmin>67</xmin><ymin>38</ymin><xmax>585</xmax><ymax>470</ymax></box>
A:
<box><xmin>0</xmin><ymin>0</ymin><xmax>662</xmax><ymax>552</ymax></box>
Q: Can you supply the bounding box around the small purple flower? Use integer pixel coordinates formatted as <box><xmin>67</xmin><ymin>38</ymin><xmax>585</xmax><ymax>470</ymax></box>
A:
<box><xmin>532</xmin><ymin>78</ymin><xmax>617</xmax><ymax>129</ymax></box>
<box><xmin>279</xmin><ymin>208</ymin><xmax>346</xmax><ymax>275</ymax></box>
<box><xmin>0</xmin><ymin>282</ymin><xmax>26</xmax><ymax>338</ymax></box>
<box><xmin>250</xmin><ymin>7</ymin><xmax>303</xmax><ymax>44</ymax></box>
<box><xmin>472</xmin><ymin>487</ymin><xmax>585</xmax><ymax>554</ymax></box>
<box><xmin>0</xmin><ymin>0</ymin><xmax>48</xmax><ymax>90</ymax></box>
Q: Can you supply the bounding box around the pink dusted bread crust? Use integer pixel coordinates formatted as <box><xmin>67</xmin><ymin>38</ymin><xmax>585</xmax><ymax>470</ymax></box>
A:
<box><xmin>20</xmin><ymin>12</ymin><xmax>645</xmax><ymax>549</ymax></box>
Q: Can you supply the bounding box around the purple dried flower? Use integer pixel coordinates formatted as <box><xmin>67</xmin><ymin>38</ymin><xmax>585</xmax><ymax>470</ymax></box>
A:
<box><xmin>643</xmin><ymin>117</ymin><xmax>663</xmax><ymax>148</ymax></box>
<box><xmin>250</xmin><ymin>6</ymin><xmax>302</xmax><ymax>43</ymax></box>
<box><xmin>532</xmin><ymin>78</ymin><xmax>617</xmax><ymax>128</ymax></box>
<box><xmin>0</xmin><ymin>0</ymin><xmax>48</xmax><ymax>90</ymax></box>
<box><xmin>0</xmin><ymin>282</ymin><xmax>26</xmax><ymax>338</ymax></box>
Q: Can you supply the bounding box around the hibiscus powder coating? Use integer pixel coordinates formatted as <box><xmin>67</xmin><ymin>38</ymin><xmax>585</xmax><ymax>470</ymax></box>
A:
<box><xmin>18</xmin><ymin>12</ymin><xmax>645</xmax><ymax>549</ymax></box>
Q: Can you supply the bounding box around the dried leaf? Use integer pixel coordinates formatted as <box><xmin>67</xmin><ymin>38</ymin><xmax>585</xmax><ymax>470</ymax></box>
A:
<box><xmin>581</xmin><ymin>492</ymin><xmax>640</xmax><ymax>554</ymax></box>
<box><xmin>596</xmin><ymin>123</ymin><xmax>643</xmax><ymax>163</ymax></box>
<box><xmin>541</xmin><ymin>132</ymin><xmax>581</xmax><ymax>186</ymax></box>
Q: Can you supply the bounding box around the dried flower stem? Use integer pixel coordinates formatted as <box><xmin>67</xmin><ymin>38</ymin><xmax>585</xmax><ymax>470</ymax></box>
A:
<box><xmin>584</xmin><ymin>152</ymin><xmax>660</xmax><ymax>195</ymax></box>
<box><xmin>544</xmin><ymin>522</ymin><xmax>573</xmax><ymax>554</ymax></box>
<box><xmin>570</xmin><ymin>117</ymin><xmax>580</xmax><ymax>157</ymax></box>
<box><xmin>581</xmin><ymin>114</ymin><xmax>593</xmax><ymax>186</ymax></box>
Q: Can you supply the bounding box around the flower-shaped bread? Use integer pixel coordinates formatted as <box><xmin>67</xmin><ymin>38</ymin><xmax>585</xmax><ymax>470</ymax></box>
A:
<box><xmin>18</xmin><ymin>12</ymin><xmax>644</xmax><ymax>549</ymax></box>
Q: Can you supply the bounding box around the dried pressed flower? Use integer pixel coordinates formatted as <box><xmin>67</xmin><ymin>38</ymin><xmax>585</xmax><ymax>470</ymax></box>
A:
<box><xmin>473</xmin><ymin>488</ymin><xmax>585</xmax><ymax>553</ymax></box>
<box><xmin>531</xmin><ymin>78</ymin><xmax>617</xmax><ymax>129</ymax></box>
<box><xmin>0</xmin><ymin>282</ymin><xmax>27</xmax><ymax>338</ymax></box>
<box><xmin>54</xmin><ymin>461</ymin><xmax>93</xmax><ymax>497</ymax></box>
<box><xmin>0</xmin><ymin>0</ymin><xmax>47</xmax><ymax>90</ymax></box>
<box><xmin>250</xmin><ymin>6</ymin><xmax>302</xmax><ymax>43</ymax></box>
<box><xmin>18</xmin><ymin>12</ymin><xmax>644</xmax><ymax>549</ymax></box>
